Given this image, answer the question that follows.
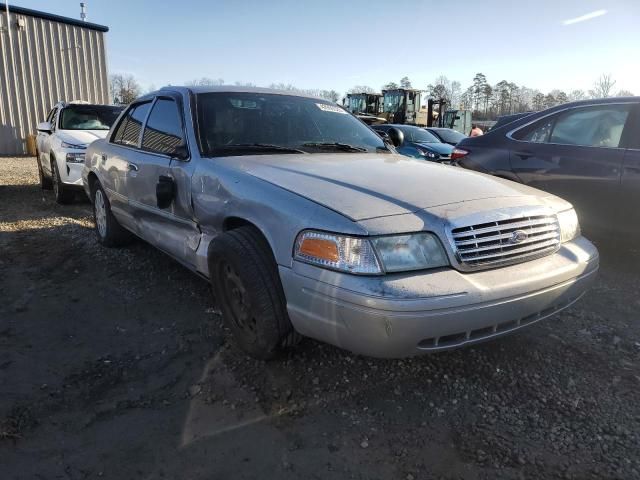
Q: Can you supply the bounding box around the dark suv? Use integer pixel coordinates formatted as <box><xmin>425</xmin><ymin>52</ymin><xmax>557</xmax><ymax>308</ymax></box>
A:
<box><xmin>455</xmin><ymin>97</ymin><xmax>640</xmax><ymax>233</ymax></box>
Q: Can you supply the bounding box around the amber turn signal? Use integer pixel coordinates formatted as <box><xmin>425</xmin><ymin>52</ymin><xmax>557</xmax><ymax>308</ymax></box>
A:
<box><xmin>298</xmin><ymin>237</ymin><xmax>340</xmax><ymax>263</ymax></box>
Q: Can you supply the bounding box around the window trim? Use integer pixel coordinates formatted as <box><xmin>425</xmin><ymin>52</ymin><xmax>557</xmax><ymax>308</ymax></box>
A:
<box><xmin>109</xmin><ymin>93</ymin><xmax>191</xmax><ymax>162</ymax></box>
<box><xmin>140</xmin><ymin>96</ymin><xmax>188</xmax><ymax>159</ymax></box>
<box><xmin>507</xmin><ymin>102</ymin><xmax>635</xmax><ymax>150</ymax></box>
<box><xmin>109</xmin><ymin>100</ymin><xmax>153</xmax><ymax>147</ymax></box>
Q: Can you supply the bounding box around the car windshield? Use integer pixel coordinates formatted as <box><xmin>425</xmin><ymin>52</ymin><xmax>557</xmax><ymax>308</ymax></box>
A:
<box><xmin>401</xmin><ymin>126</ymin><xmax>440</xmax><ymax>143</ymax></box>
<box><xmin>59</xmin><ymin>105</ymin><xmax>123</xmax><ymax>130</ymax></box>
<box><xmin>195</xmin><ymin>92</ymin><xmax>389</xmax><ymax>156</ymax></box>
<box><xmin>433</xmin><ymin>129</ymin><xmax>466</xmax><ymax>143</ymax></box>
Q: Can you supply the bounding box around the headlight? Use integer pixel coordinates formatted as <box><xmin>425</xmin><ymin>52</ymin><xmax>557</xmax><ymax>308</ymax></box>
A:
<box><xmin>66</xmin><ymin>152</ymin><xmax>86</xmax><ymax>163</ymax></box>
<box><xmin>61</xmin><ymin>141</ymin><xmax>87</xmax><ymax>149</ymax></box>
<box><xmin>557</xmin><ymin>208</ymin><xmax>580</xmax><ymax>242</ymax></box>
<box><xmin>418</xmin><ymin>148</ymin><xmax>437</xmax><ymax>159</ymax></box>
<box><xmin>294</xmin><ymin>230</ymin><xmax>449</xmax><ymax>274</ymax></box>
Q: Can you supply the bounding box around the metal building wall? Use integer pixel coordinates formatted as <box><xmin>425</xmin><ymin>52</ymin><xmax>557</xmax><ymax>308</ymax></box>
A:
<box><xmin>0</xmin><ymin>7</ymin><xmax>109</xmax><ymax>155</ymax></box>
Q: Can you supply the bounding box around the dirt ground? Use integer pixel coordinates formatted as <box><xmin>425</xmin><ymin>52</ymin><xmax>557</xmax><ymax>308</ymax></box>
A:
<box><xmin>1</xmin><ymin>157</ymin><xmax>639</xmax><ymax>480</ymax></box>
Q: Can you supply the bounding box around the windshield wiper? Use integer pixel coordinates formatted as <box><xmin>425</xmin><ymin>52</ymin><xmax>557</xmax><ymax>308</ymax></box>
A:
<box><xmin>216</xmin><ymin>143</ymin><xmax>307</xmax><ymax>154</ymax></box>
<box><xmin>301</xmin><ymin>142</ymin><xmax>368</xmax><ymax>152</ymax></box>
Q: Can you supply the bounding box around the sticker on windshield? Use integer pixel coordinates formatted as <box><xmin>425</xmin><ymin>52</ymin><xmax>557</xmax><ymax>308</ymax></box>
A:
<box><xmin>316</xmin><ymin>103</ymin><xmax>348</xmax><ymax>114</ymax></box>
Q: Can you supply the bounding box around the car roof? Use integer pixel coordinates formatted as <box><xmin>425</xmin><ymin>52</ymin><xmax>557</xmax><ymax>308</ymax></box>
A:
<box><xmin>146</xmin><ymin>85</ymin><xmax>331</xmax><ymax>102</ymax></box>
<box><xmin>54</xmin><ymin>101</ymin><xmax>123</xmax><ymax>109</ymax></box>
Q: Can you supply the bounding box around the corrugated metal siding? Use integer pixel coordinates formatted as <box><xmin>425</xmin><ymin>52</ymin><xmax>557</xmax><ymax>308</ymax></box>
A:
<box><xmin>0</xmin><ymin>9</ymin><xmax>109</xmax><ymax>155</ymax></box>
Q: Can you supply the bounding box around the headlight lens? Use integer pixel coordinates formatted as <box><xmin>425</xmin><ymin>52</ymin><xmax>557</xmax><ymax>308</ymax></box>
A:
<box><xmin>294</xmin><ymin>230</ymin><xmax>448</xmax><ymax>274</ymax></box>
<box><xmin>557</xmin><ymin>208</ymin><xmax>580</xmax><ymax>242</ymax></box>
<box><xmin>418</xmin><ymin>148</ymin><xmax>437</xmax><ymax>159</ymax></box>
<box><xmin>66</xmin><ymin>152</ymin><xmax>86</xmax><ymax>163</ymax></box>
<box><xmin>61</xmin><ymin>141</ymin><xmax>87</xmax><ymax>149</ymax></box>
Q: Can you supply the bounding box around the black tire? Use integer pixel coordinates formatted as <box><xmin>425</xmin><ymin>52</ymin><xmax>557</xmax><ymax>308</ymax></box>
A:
<box><xmin>208</xmin><ymin>226</ymin><xmax>301</xmax><ymax>359</ymax></box>
<box><xmin>36</xmin><ymin>153</ymin><xmax>52</xmax><ymax>190</ymax></box>
<box><xmin>51</xmin><ymin>157</ymin><xmax>75</xmax><ymax>204</ymax></box>
<box><xmin>91</xmin><ymin>181</ymin><xmax>133</xmax><ymax>247</ymax></box>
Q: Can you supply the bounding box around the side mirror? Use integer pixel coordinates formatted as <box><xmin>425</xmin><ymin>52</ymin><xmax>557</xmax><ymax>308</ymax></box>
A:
<box><xmin>387</xmin><ymin>127</ymin><xmax>404</xmax><ymax>148</ymax></box>
<box><xmin>37</xmin><ymin>121</ymin><xmax>52</xmax><ymax>133</ymax></box>
<box><xmin>171</xmin><ymin>143</ymin><xmax>189</xmax><ymax>161</ymax></box>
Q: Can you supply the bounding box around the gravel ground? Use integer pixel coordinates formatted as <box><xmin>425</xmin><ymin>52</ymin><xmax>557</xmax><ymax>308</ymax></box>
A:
<box><xmin>1</xmin><ymin>156</ymin><xmax>639</xmax><ymax>480</ymax></box>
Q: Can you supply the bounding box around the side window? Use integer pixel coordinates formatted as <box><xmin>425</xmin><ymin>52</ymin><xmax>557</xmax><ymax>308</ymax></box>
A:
<box><xmin>549</xmin><ymin>104</ymin><xmax>631</xmax><ymax>148</ymax></box>
<box><xmin>112</xmin><ymin>102</ymin><xmax>151</xmax><ymax>147</ymax></box>
<box><xmin>142</xmin><ymin>98</ymin><xmax>184</xmax><ymax>154</ymax></box>
<box><xmin>513</xmin><ymin>117</ymin><xmax>554</xmax><ymax>143</ymax></box>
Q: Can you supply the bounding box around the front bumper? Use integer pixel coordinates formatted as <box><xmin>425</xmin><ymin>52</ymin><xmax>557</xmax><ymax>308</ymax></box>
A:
<box><xmin>279</xmin><ymin>236</ymin><xmax>599</xmax><ymax>358</ymax></box>
<box><xmin>54</xmin><ymin>149</ymin><xmax>85</xmax><ymax>187</ymax></box>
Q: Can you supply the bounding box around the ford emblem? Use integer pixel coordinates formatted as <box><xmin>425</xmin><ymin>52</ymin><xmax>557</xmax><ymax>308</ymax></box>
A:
<box><xmin>510</xmin><ymin>230</ymin><xmax>529</xmax><ymax>244</ymax></box>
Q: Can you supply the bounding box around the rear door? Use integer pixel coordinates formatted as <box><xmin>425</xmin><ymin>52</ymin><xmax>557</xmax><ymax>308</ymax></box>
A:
<box><xmin>620</xmin><ymin>103</ymin><xmax>640</xmax><ymax>233</ymax></box>
<box><xmin>508</xmin><ymin>103</ymin><xmax>632</xmax><ymax>230</ymax></box>
<box><xmin>101</xmin><ymin>101</ymin><xmax>153</xmax><ymax>227</ymax></box>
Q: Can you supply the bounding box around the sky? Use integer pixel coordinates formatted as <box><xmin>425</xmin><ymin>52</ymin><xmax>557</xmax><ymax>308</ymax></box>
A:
<box><xmin>7</xmin><ymin>0</ymin><xmax>640</xmax><ymax>96</ymax></box>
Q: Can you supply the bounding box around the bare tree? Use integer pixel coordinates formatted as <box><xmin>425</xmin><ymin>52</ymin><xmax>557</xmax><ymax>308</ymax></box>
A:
<box><xmin>348</xmin><ymin>85</ymin><xmax>376</xmax><ymax>94</ymax></box>
<box><xmin>615</xmin><ymin>89</ymin><xmax>634</xmax><ymax>97</ymax></box>
<box><xmin>109</xmin><ymin>73</ymin><xmax>142</xmax><ymax>104</ymax></box>
<box><xmin>186</xmin><ymin>77</ymin><xmax>224</xmax><ymax>87</ymax></box>
<box><xmin>568</xmin><ymin>89</ymin><xmax>587</xmax><ymax>102</ymax></box>
<box><xmin>589</xmin><ymin>74</ymin><xmax>616</xmax><ymax>98</ymax></box>
<box><xmin>320</xmin><ymin>90</ymin><xmax>340</xmax><ymax>102</ymax></box>
<box><xmin>382</xmin><ymin>82</ymin><xmax>399</xmax><ymax>90</ymax></box>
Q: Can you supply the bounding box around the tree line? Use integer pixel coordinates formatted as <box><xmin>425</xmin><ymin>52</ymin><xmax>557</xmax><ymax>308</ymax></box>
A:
<box><xmin>363</xmin><ymin>73</ymin><xmax>632</xmax><ymax>120</ymax></box>
<box><xmin>110</xmin><ymin>72</ymin><xmax>633</xmax><ymax>120</ymax></box>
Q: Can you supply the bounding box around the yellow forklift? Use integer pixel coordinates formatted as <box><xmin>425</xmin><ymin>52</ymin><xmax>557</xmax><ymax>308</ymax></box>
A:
<box><xmin>381</xmin><ymin>88</ymin><xmax>428</xmax><ymax>126</ymax></box>
<box><xmin>345</xmin><ymin>93</ymin><xmax>385</xmax><ymax>125</ymax></box>
<box><xmin>427</xmin><ymin>98</ymin><xmax>472</xmax><ymax>134</ymax></box>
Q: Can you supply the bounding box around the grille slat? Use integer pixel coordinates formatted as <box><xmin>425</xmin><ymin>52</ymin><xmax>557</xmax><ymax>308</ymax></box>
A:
<box><xmin>456</xmin><ymin>226</ymin><xmax>558</xmax><ymax>247</ymax></box>
<box><xmin>452</xmin><ymin>217</ymin><xmax>557</xmax><ymax>238</ymax></box>
<box><xmin>451</xmin><ymin>214</ymin><xmax>560</xmax><ymax>269</ymax></box>
<box><xmin>457</xmin><ymin>231</ymin><xmax>560</xmax><ymax>254</ymax></box>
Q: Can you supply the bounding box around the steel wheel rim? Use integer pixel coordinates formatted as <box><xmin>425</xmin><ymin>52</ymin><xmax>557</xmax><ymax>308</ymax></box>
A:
<box><xmin>220</xmin><ymin>262</ymin><xmax>257</xmax><ymax>338</ymax></box>
<box><xmin>94</xmin><ymin>189</ymin><xmax>107</xmax><ymax>238</ymax></box>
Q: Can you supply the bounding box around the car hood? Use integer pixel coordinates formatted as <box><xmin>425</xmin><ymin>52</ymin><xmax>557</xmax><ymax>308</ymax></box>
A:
<box><xmin>57</xmin><ymin>129</ymin><xmax>109</xmax><ymax>146</ymax></box>
<box><xmin>221</xmin><ymin>153</ymin><xmax>550</xmax><ymax>221</ymax></box>
<box><xmin>414</xmin><ymin>142</ymin><xmax>455</xmax><ymax>155</ymax></box>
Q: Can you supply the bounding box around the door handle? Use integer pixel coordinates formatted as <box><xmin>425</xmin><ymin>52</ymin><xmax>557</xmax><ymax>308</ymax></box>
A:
<box><xmin>127</xmin><ymin>162</ymin><xmax>139</xmax><ymax>172</ymax></box>
<box><xmin>514</xmin><ymin>151</ymin><xmax>533</xmax><ymax>159</ymax></box>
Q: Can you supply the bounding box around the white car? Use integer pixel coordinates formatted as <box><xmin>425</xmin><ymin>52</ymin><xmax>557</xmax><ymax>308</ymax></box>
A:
<box><xmin>36</xmin><ymin>101</ymin><xmax>124</xmax><ymax>203</ymax></box>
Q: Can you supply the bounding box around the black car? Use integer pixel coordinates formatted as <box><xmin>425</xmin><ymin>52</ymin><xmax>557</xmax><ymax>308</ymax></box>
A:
<box><xmin>372</xmin><ymin>124</ymin><xmax>455</xmax><ymax>161</ymax></box>
<box><xmin>425</xmin><ymin>127</ymin><xmax>467</xmax><ymax>146</ymax></box>
<box><xmin>455</xmin><ymin>97</ymin><xmax>640</xmax><ymax>233</ymax></box>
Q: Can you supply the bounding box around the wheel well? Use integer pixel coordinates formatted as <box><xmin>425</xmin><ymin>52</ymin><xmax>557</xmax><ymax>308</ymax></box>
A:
<box><xmin>223</xmin><ymin>216</ymin><xmax>256</xmax><ymax>232</ymax></box>
<box><xmin>87</xmin><ymin>172</ymin><xmax>99</xmax><ymax>196</ymax></box>
<box><xmin>216</xmin><ymin>217</ymin><xmax>274</xmax><ymax>259</ymax></box>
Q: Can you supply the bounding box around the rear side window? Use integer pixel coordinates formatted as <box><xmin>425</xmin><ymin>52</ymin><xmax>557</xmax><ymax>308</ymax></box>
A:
<box><xmin>513</xmin><ymin>104</ymin><xmax>632</xmax><ymax>148</ymax></box>
<box><xmin>550</xmin><ymin>104</ymin><xmax>631</xmax><ymax>148</ymax></box>
<box><xmin>513</xmin><ymin>118</ymin><xmax>554</xmax><ymax>143</ymax></box>
<box><xmin>142</xmin><ymin>99</ymin><xmax>184</xmax><ymax>154</ymax></box>
<box><xmin>112</xmin><ymin>102</ymin><xmax>152</xmax><ymax>147</ymax></box>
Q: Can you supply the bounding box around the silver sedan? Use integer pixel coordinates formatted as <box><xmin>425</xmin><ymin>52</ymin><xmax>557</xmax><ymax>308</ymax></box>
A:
<box><xmin>83</xmin><ymin>86</ymin><xmax>598</xmax><ymax>358</ymax></box>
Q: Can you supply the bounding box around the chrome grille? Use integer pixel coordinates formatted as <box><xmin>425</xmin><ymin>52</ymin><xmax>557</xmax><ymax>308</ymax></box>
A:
<box><xmin>451</xmin><ymin>214</ymin><xmax>560</xmax><ymax>268</ymax></box>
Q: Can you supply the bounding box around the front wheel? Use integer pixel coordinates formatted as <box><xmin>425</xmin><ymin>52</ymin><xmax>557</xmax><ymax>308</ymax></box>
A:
<box><xmin>92</xmin><ymin>182</ymin><xmax>133</xmax><ymax>247</ymax></box>
<box><xmin>208</xmin><ymin>226</ymin><xmax>301</xmax><ymax>359</ymax></box>
<box><xmin>51</xmin><ymin>157</ymin><xmax>74</xmax><ymax>204</ymax></box>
